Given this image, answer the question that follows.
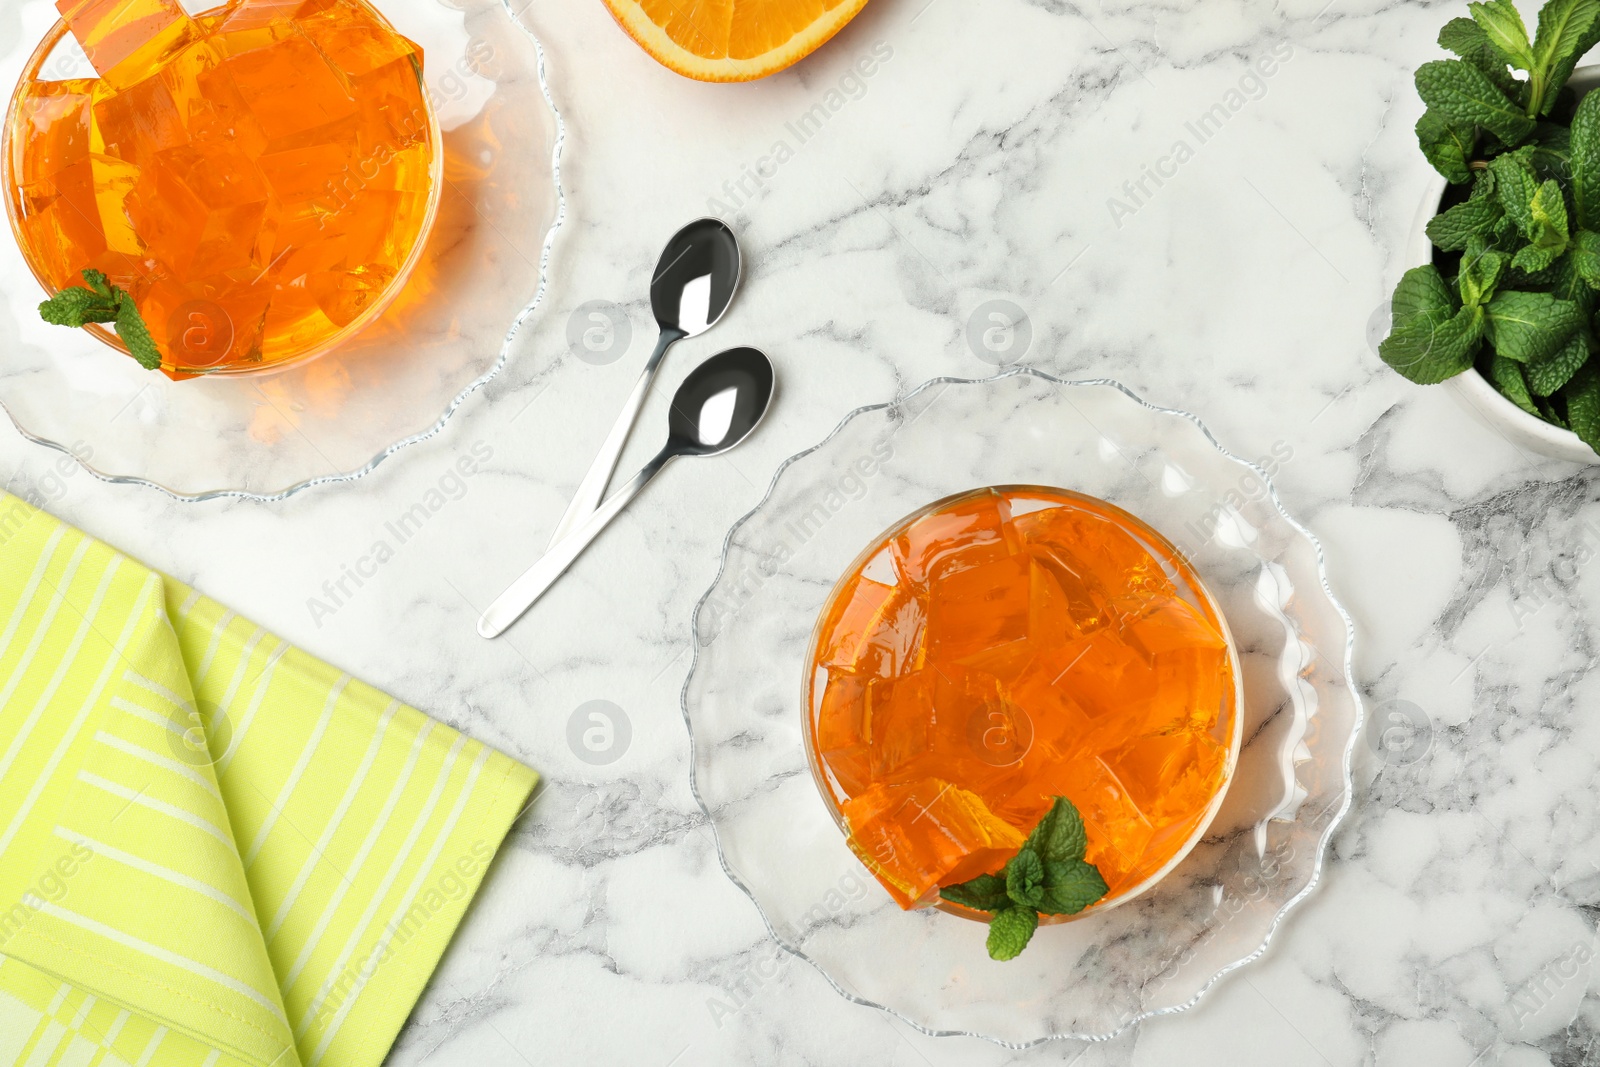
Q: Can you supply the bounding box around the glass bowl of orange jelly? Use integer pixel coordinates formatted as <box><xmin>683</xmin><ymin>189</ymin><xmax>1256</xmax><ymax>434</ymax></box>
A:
<box><xmin>3</xmin><ymin>0</ymin><xmax>442</xmax><ymax>378</ymax></box>
<box><xmin>803</xmin><ymin>485</ymin><xmax>1245</xmax><ymax>920</ymax></box>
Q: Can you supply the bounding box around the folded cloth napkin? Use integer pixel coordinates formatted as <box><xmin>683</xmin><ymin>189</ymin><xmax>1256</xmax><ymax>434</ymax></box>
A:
<box><xmin>0</xmin><ymin>492</ymin><xmax>538</xmax><ymax>1067</ymax></box>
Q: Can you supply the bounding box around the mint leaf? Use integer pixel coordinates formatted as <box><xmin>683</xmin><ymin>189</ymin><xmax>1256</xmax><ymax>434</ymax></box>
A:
<box><xmin>1427</xmin><ymin>193</ymin><xmax>1506</xmax><ymax>250</ymax></box>
<box><xmin>1391</xmin><ymin>263</ymin><xmax>1459</xmax><ymax>326</ymax></box>
<box><xmin>1495</xmin><ymin>209</ymin><xmax>1523</xmax><ymax>244</ymax></box>
<box><xmin>1573</xmin><ymin>92</ymin><xmax>1600</xmax><ymax>228</ymax></box>
<box><xmin>1023</xmin><ymin>796</ymin><xmax>1089</xmax><ymax>864</ymax></box>
<box><xmin>1460</xmin><ymin>240</ymin><xmax>1509</xmax><ymax>305</ymax></box>
<box><xmin>113</xmin><ymin>290</ymin><xmax>162</xmax><ymax>370</ymax></box>
<box><xmin>1514</xmin><ymin>242</ymin><xmax>1565</xmax><ymax>272</ymax></box>
<box><xmin>1512</xmin><ymin>178</ymin><xmax>1571</xmax><ymax>272</ymax></box>
<box><xmin>1533</xmin><ymin>0</ymin><xmax>1600</xmax><ymax>111</ymax></box>
<box><xmin>1489</xmin><ymin>351</ymin><xmax>1542</xmax><ymax>413</ymax></box>
<box><xmin>1564</xmin><ymin>362</ymin><xmax>1600</xmax><ymax>452</ymax></box>
<box><xmin>38</xmin><ymin>286</ymin><xmax>117</xmax><ymax>328</ymax></box>
<box><xmin>942</xmin><ymin>796</ymin><xmax>1109</xmax><ymax>961</ymax></box>
<box><xmin>1530</xmin><ymin>122</ymin><xmax>1573</xmax><ymax>178</ymax></box>
<box><xmin>1492</xmin><ymin>149</ymin><xmax>1543</xmax><ymax>237</ymax></box>
<box><xmin>1573</xmin><ymin>228</ymin><xmax>1600</xmax><ymax>285</ymax></box>
<box><xmin>1516</xmin><ymin>177</ymin><xmax>1574</xmax><ymax>273</ymax></box>
<box><xmin>1416</xmin><ymin>109</ymin><xmax>1477</xmax><ymax>183</ymax></box>
<box><xmin>940</xmin><ymin>873</ymin><xmax>1010</xmax><ymax>913</ymax></box>
<box><xmin>36</xmin><ymin>271</ymin><xmax>164</xmax><ymax>371</ymax></box>
<box><xmin>1507</xmin><ymin>256</ymin><xmax>1565</xmax><ymax>288</ymax></box>
<box><xmin>1552</xmin><ymin>248</ymin><xmax>1598</xmax><ymax>309</ymax></box>
<box><xmin>1440</xmin><ymin>17</ymin><xmax>1525</xmax><ymax>96</ymax></box>
<box><xmin>1470</xmin><ymin>0</ymin><xmax>1537</xmax><ymax>70</ymax></box>
<box><xmin>1383</xmin><ymin>264</ymin><xmax>1478</xmax><ymax>384</ymax></box>
<box><xmin>1004</xmin><ymin>848</ymin><xmax>1045</xmax><ymax>908</ymax></box>
<box><xmin>1381</xmin><ymin>304</ymin><xmax>1485</xmax><ymax>383</ymax></box>
<box><xmin>1485</xmin><ymin>289</ymin><xmax>1586</xmax><ymax>360</ymax></box>
<box><xmin>1416</xmin><ymin>59</ymin><xmax>1536</xmax><ymax>148</ymax></box>
<box><xmin>1528</xmin><ymin>328</ymin><xmax>1592</xmax><ymax>393</ymax></box>
<box><xmin>1439</xmin><ymin>15</ymin><xmax>1489</xmax><ymax>57</ymax></box>
<box><xmin>80</xmin><ymin>268</ymin><xmax>112</xmax><ymax>299</ymax></box>
<box><xmin>1474</xmin><ymin>165</ymin><xmax>1499</xmax><ymax>199</ymax></box>
<box><xmin>1037</xmin><ymin>859</ymin><xmax>1110</xmax><ymax>917</ymax></box>
<box><xmin>985</xmin><ymin>906</ymin><xmax>1038</xmax><ymax>962</ymax></box>
<box><xmin>1531</xmin><ymin>178</ymin><xmax>1571</xmax><ymax>243</ymax></box>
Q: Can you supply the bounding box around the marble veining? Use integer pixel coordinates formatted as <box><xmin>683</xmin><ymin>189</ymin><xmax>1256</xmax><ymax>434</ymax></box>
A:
<box><xmin>7</xmin><ymin>0</ymin><xmax>1600</xmax><ymax>1062</ymax></box>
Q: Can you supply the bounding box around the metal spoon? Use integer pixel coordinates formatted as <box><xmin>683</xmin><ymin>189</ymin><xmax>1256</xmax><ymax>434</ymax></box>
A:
<box><xmin>546</xmin><ymin>218</ymin><xmax>742</xmax><ymax>550</ymax></box>
<box><xmin>480</xmin><ymin>347</ymin><xmax>775</xmax><ymax>639</ymax></box>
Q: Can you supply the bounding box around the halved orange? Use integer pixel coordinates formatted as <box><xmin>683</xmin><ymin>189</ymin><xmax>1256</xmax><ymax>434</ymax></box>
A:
<box><xmin>602</xmin><ymin>0</ymin><xmax>871</xmax><ymax>82</ymax></box>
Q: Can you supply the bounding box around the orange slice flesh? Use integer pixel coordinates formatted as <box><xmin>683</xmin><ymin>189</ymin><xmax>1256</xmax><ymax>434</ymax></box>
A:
<box><xmin>602</xmin><ymin>0</ymin><xmax>871</xmax><ymax>82</ymax></box>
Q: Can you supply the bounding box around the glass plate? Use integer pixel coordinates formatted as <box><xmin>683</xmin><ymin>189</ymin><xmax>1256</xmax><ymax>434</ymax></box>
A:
<box><xmin>682</xmin><ymin>369</ymin><xmax>1363</xmax><ymax>1045</ymax></box>
<box><xmin>0</xmin><ymin>0</ymin><xmax>564</xmax><ymax>501</ymax></box>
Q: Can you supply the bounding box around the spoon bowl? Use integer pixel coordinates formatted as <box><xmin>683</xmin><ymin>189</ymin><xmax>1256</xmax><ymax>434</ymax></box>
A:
<box><xmin>652</xmin><ymin>218</ymin><xmax>742</xmax><ymax>338</ymax></box>
<box><xmin>667</xmin><ymin>346</ymin><xmax>774</xmax><ymax>456</ymax></box>
<box><xmin>546</xmin><ymin>218</ymin><xmax>743</xmax><ymax>549</ymax></box>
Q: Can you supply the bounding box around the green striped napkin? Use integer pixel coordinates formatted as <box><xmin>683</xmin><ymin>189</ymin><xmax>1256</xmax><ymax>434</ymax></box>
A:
<box><xmin>0</xmin><ymin>491</ymin><xmax>538</xmax><ymax>1067</ymax></box>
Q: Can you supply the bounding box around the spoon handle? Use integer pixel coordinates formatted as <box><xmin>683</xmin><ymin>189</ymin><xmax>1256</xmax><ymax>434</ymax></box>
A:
<box><xmin>546</xmin><ymin>330</ymin><xmax>680</xmax><ymax>550</ymax></box>
<box><xmin>482</xmin><ymin>453</ymin><xmax>673</xmax><ymax>638</ymax></box>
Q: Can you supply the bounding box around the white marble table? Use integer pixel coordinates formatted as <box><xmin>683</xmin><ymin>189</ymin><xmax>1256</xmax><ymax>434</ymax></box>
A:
<box><xmin>6</xmin><ymin>0</ymin><xmax>1600</xmax><ymax>1062</ymax></box>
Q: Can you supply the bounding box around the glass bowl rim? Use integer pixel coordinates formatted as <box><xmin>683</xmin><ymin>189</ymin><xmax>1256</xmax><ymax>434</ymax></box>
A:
<box><xmin>796</xmin><ymin>481</ymin><xmax>1247</xmax><ymax>923</ymax></box>
<box><xmin>0</xmin><ymin>0</ymin><xmax>567</xmax><ymax>502</ymax></box>
<box><xmin>680</xmin><ymin>365</ymin><xmax>1366</xmax><ymax>1046</ymax></box>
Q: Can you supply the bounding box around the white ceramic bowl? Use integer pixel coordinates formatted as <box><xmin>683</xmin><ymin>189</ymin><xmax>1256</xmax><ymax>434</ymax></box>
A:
<box><xmin>1406</xmin><ymin>67</ymin><xmax>1599</xmax><ymax>464</ymax></box>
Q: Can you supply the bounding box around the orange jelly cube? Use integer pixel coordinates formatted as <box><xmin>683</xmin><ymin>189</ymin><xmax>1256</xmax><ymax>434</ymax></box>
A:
<box><xmin>923</xmin><ymin>553</ymin><xmax>1032</xmax><ymax>664</ymax></box>
<box><xmin>808</xmin><ymin>488</ymin><xmax>1237</xmax><ymax>910</ymax></box>
<box><xmin>840</xmin><ymin>779</ymin><xmax>1026</xmax><ymax>909</ymax></box>
<box><xmin>892</xmin><ymin>491</ymin><xmax>1020</xmax><ymax>585</ymax></box>
<box><xmin>816</xmin><ymin>570</ymin><xmax>924</xmax><ymax>678</ymax></box>
<box><xmin>58</xmin><ymin>0</ymin><xmax>198</xmax><ymax>89</ymax></box>
<box><xmin>9</xmin><ymin>80</ymin><xmax>93</xmax><ymax>188</ymax></box>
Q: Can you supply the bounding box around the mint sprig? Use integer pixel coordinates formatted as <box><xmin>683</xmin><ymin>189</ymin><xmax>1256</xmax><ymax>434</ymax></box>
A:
<box><xmin>1381</xmin><ymin>0</ymin><xmax>1600</xmax><ymax>456</ymax></box>
<box><xmin>939</xmin><ymin>796</ymin><xmax>1109</xmax><ymax>962</ymax></box>
<box><xmin>39</xmin><ymin>269</ymin><xmax>162</xmax><ymax>370</ymax></box>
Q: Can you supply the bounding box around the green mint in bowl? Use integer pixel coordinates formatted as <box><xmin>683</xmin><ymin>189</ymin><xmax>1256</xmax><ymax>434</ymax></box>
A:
<box><xmin>1381</xmin><ymin>0</ymin><xmax>1600</xmax><ymax>462</ymax></box>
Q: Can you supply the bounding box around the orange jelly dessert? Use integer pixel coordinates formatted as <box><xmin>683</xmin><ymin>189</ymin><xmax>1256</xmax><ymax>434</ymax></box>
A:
<box><xmin>3</xmin><ymin>0</ymin><xmax>439</xmax><ymax>375</ymax></box>
<box><xmin>804</xmin><ymin>486</ymin><xmax>1241</xmax><ymax>914</ymax></box>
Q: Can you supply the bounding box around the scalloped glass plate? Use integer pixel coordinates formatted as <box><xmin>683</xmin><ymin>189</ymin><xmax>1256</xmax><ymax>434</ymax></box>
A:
<box><xmin>0</xmin><ymin>0</ymin><xmax>564</xmax><ymax>501</ymax></box>
<box><xmin>682</xmin><ymin>369</ymin><xmax>1363</xmax><ymax>1045</ymax></box>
